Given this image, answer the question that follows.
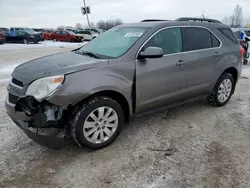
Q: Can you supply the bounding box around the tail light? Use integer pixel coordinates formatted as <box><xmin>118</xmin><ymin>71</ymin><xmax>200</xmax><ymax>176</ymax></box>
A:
<box><xmin>240</xmin><ymin>47</ymin><xmax>244</xmax><ymax>60</ymax></box>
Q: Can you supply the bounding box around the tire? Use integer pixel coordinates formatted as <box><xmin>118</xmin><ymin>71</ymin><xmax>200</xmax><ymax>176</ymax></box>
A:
<box><xmin>207</xmin><ymin>73</ymin><xmax>235</xmax><ymax>107</ymax></box>
<box><xmin>23</xmin><ymin>39</ymin><xmax>28</xmax><ymax>44</ymax></box>
<box><xmin>53</xmin><ymin>38</ymin><xmax>56</xmax><ymax>42</ymax></box>
<box><xmin>71</xmin><ymin>96</ymin><xmax>124</xmax><ymax>149</ymax></box>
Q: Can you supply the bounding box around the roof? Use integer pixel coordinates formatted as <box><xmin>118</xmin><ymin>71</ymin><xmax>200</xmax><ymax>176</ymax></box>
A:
<box><xmin>118</xmin><ymin>17</ymin><xmax>226</xmax><ymax>29</ymax></box>
<box><xmin>119</xmin><ymin>20</ymin><xmax>226</xmax><ymax>29</ymax></box>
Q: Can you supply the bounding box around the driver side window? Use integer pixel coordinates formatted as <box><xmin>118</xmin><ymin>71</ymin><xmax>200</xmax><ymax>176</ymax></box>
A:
<box><xmin>144</xmin><ymin>27</ymin><xmax>182</xmax><ymax>55</ymax></box>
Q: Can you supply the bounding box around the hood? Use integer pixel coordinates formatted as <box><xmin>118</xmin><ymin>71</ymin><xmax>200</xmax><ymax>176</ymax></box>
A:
<box><xmin>12</xmin><ymin>52</ymin><xmax>109</xmax><ymax>85</ymax></box>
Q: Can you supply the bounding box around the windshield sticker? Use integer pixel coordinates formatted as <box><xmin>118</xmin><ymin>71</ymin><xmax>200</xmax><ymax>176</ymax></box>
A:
<box><xmin>124</xmin><ymin>32</ymin><xmax>143</xmax><ymax>37</ymax></box>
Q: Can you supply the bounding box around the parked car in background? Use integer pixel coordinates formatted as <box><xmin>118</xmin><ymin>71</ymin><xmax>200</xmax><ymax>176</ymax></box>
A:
<box><xmin>42</xmin><ymin>30</ymin><xmax>55</xmax><ymax>40</ymax></box>
<box><xmin>6</xmin><ymin>30</ymin><xmax>43</xmax><ymax>44</ymax></box>
<box><xmin>33</xmin><ymin>28</ymin><xmax>45</xmax><ymax>32</ymax></box>
<box><xmin>50</xmin><ymin>30</ymin><xmax>83</xmax><ymax>42</ymax></box>
<box><xmin>85</xmin><ymin>28</ymin><xmax>103</xmax><ymax>34</ymax></box>
<box><xmin>5</xmin><ymin>17</ymin><xmax>242</xmax><ymax>150</ymax></box>
<box><xmin>9</xmin><ymin>27</ymin><xmax>44</xmax><ymax>40</ymax></box>
<box><xmin>0</xmin><ymin>31</ymin><xmax>5</xmax><ymax>44</ymax></box>
<box><xmin>232</xmin><ymin>28</ymin><xmax>250</xmax><ymax>40</ymax></box>
<box><xmin>0</xmin><ymin>27</ymin><xmax>9</xmax><ymax>35</ymax></box>
<box><xmin>65</xmin><ymin>28</ymin><xmax>80</xmax><ymax>34</ymax></box>
<box><xmin>77</xmin><ymin>30</ymin><xmax>98</xmax><ymax>41</ymax></box>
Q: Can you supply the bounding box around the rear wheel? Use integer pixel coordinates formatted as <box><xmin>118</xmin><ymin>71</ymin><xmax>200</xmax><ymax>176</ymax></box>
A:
<box><xmin>207</xmin><ymin>73</ymin><xmax>234</xmax><ymax>106</ymax></box>
<box><xmin>53</xmin><ymin>38</ymin><xmax>57</xmax><ymax>42</ymax></box>
<box><xmin>71</xmin><ymin>96</ymin><xmax>124</xmax><ymax>149</ymax></box>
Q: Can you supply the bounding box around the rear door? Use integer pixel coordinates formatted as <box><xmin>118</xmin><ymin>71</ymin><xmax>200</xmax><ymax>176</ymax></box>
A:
<box><xmin>55</xmin><ymin>31</ymin><xmax>62</xmax><ymax>41</ymax></box>
<box><xmin>136</xmin><ymin>27</ymin><xmax>188</xmax><ymax>112</ymax></box>
<box><xmin>62</xmin><ymin>31</ymin><xmax>70</xmax><ymax>41</ymax></box>
<box><xmin>181</xmin><ymin>27</ymin><xmax>222</xmax><ymax>96</ymax></box>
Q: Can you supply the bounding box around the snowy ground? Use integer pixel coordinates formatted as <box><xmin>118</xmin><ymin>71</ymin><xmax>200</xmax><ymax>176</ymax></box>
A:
<box><xmin>0</xmin><ymin>41</ymin><xmax>86</xmax><ymax>84</ymax></box>
<box><xmin>0</xmin><ymin>45</ymin><xmax>250</xmax><ymax>188</ymax></box>
<box><xmin>0</xmin><ymin>40</ymin><xmax>86</xmax><ymax>51</ymax></box>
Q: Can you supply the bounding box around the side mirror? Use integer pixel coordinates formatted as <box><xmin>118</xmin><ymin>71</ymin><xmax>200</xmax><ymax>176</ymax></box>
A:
<box><xmin>138</xmin><ymin>47</ymin><xmax>164</xmax><ymax>59</ymax></box>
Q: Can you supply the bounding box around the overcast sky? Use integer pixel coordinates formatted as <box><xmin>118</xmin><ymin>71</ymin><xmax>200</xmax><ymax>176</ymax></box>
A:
<box><xmin>0</xmin><ymin>0</ymin><xmax>250</xmax><ymax>28</ymax></box>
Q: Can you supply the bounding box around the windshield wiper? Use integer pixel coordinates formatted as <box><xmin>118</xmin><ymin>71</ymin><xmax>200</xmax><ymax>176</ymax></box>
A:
<box><xmin>76</xmin><ymin>50</ymin><xmax>100</xmax><ymax>59</ymax></box>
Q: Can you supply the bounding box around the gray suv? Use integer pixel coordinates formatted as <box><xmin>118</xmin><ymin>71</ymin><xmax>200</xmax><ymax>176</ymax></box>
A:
<box><xmin>5</xmin><ymin>18</ymin><xmax>242</xmax><ymax>149</ymax></box>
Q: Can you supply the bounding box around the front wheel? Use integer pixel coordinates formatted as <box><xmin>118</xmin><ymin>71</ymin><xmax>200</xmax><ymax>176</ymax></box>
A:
<box><xmin>71</xmin><ymin>96</ymin><xmax>124</xmax><ymax>149</ymax></box>
<box><xmin>207</xmin><ymin>73</ymin><xmax>234</xmax><ymax>106</ymax></box>
<box><xmin>23</xmin><ymin>39</ymin><xmax>29</xmax><ymax>44</ymax></box>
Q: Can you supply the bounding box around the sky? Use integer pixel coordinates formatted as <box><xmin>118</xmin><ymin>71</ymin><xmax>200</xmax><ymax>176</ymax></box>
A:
<box><xmin>0</xmin><ymin>0</ymin><xmax>250</xmax><ymax>28</ymax></box>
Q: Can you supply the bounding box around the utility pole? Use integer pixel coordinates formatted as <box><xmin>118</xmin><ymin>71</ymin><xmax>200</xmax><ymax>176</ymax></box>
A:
<box><xmin>83</xmin><ymin>0</ymin><xmax>91</xmax><ymax>29</ymax></box>
<box><xmin>201</xmin><ymin>10</ymin><xmax>205</xmax><ymax>18</ymax></box>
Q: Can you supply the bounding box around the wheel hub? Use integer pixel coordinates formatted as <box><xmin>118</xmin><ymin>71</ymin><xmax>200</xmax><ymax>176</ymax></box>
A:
<box><xmin>217</xmin><ymin>78</ymin><xmax>232</xmax><ymax>103</ymax></box>
<box><xmin>83</xmin><ymin>106</ymin><xmax>119</xmax><ymax>144</ymax></box>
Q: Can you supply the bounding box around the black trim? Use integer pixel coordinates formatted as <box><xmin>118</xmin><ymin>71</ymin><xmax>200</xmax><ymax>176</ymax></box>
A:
<box><xmin>176</xmin><ymin>17</ymin><xmax>222</xmax><ymax>24</ymax></box>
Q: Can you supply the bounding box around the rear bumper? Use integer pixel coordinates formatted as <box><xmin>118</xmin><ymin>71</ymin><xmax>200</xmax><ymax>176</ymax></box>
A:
<box><xmin>5</xmin><ymin>96</ymin><xmax>65</xmax><ymax>149</ymax></box>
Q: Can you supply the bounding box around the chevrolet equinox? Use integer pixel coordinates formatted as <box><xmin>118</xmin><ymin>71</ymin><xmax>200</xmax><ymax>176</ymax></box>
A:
<box><xmin>6</xmin><ymin>18</ymin><xmax>242</xmax><ymax>149</ymax></box>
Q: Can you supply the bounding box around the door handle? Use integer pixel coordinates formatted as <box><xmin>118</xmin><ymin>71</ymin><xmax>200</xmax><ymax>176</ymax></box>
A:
<box><xmin>214</xmin><ymin>52</ymin><xmax>220</xmax><ymax>57</ymax></box>
<box><xmin>176</xmin><ymin>60</ymin><xmax>185</xmax><ymax>66</ymax></box>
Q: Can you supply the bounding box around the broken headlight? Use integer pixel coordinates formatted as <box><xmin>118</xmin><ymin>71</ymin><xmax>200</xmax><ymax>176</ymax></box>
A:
<box><xmin>26</xmin><ymin>75</ymin><xmax>64</xmax><ymax>100</ymax></box>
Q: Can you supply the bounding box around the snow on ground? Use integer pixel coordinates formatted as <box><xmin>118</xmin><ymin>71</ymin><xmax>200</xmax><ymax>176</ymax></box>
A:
<box><xmin>242</xmin><ymin>65</ymin><xmax>250</xmax><ymax>77</ymax></box>
<box><xmin>0</xmin><ymin>43</ymin><xmax>83</xmax><ymax>84</ymax></box>
<box><xmin>0</xmin><ymin>40</ymin><xmax>87</xmax><ymax>51</ymax></box>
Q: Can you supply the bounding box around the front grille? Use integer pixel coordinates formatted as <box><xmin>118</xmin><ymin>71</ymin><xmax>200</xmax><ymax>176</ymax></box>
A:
<box><xmin>12</xmin><ymin>78</ymin><xmax>23</xmax><ymax>87</ymax></box>
<box><xmin>9</xmin><ymin>93</ymin><xmax>19</xmax><ymax>104</ymax></box>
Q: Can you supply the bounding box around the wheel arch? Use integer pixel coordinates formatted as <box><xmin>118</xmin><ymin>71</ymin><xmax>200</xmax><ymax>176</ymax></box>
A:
<box><xmin>221</xmin><ymin>67</ymin><xmax>238</xmax><ymax>93</ymax></box>
<box><xmin>73</xmin><ymin>90</ymin><xmax>131</xmax><ymax>123</ymax></box>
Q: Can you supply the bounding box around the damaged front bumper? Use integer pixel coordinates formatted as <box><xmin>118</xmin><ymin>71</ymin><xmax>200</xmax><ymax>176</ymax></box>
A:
<box><xmin>5</xmin><ymin>95</ymin><xmax>66</xmax><ymax>149</ymax></box>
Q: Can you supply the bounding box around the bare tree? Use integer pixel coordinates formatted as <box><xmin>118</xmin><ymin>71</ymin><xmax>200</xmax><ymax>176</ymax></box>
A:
<box><xmin>243</xmin><ymin>18</ymin><xmax>250</xmax><ymax>27</ymax></box>
<box><xmin>57</xmin><ymin>25</ymin><xmax>65</xmax><ymax>30</ymax></box>
<box><xmin>222</xmin><ymin>17</ymin><xmax>230</xmax><ymax>25</ymax></box>
<box><xmin>97</xmin><ymin>19</ymin><xmax>123</xmax><ymax>30</ymax></box>
<box><xmin>222</xmin><ymin>5</ymin><xmax>244</xmax><ymax>27</ymax></box>
<box><xmin>75</xmin><ymin>23</ymin><xmax>83</xmax><ymax>29</ymax></box>
<box><xmin>234</xmin><ymin>5</ymin><xmax>243</xmax><ymax>27</ymax></box>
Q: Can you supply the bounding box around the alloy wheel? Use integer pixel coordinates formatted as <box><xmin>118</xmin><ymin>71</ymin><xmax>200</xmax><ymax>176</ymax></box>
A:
<box><xmin>217</xmin><ymin>78</ymin><xmax>232</xmax><ymax>103</ymax></box>
<box><xmin>83</xmin><ymin>107</ymin><xmax>119</xmax><ymax>144</ymax></box>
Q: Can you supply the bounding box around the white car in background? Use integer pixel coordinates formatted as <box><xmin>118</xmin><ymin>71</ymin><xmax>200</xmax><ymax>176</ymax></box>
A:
<box><xmin>76</xmin><ymin>30</ymin><xmax>99</xmax><ymax>41</ymax></box>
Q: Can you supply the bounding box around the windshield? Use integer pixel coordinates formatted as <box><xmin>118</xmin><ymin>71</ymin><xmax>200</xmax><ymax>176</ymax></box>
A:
<box><xmin>67</xmin><ymin>30</ymin><xmax>76</xmax><ymax>35</ymax></box>
<box><xmin>244</xmin><ymin>30</ymin><xmax>250</xmax><ymax>36</ymax></box>
<box><xmin>24</xmin><ymin>29</ymin><xmax>36</xmax><ymax>34</ymax></box>
<box><xmin>78</xmin><ymin>27</ymin><xmax>149</xmax><ymax>58</ymax></box>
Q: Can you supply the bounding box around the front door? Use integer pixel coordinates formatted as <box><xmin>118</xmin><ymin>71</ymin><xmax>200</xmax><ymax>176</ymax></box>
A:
<box><xmin>136</xmin><ymin>27</ymin><xmax>188</xmax><ymax>113</ymax></box>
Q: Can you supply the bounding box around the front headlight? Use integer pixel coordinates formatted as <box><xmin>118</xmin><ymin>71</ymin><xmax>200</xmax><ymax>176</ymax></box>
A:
<box><xmin>26</xmin><ymin>75</ymin><xmax>64</xmax><ymax>100</ymax></box>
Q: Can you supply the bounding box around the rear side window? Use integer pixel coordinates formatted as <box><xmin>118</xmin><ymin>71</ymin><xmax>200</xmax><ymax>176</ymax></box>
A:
<box><xmin>182</xmin><ymin>27</ymin><xmax>212</xmax><ymax>51</ymax></box>
<box><xmin>211</xmin><ymin>34</ymin><xmax>220</xmax><ymax>47</ymax></box>
<box><xmin>81</xmin><ymin>31</ymin><xmax>91</xmax><ymax>35</ymax></box>
<box><xmin>234</xmin><ymin>31</ymin><xmax>241</xmax><ymax>39</ymax></box>
<box><xmin>218</xmin><ymin>28</ymin><xmax>238</xmax><ymax>44</ymax></box>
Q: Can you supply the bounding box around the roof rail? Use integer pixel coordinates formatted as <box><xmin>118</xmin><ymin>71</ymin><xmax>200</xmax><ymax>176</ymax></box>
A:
<box><xmin>176</xmin><ymin>17</ymin><xmax>222</xmax><ymax>24</ymax></box>
<box><xmin>141</xmin><ymin>19</ymin><xmax>171</xmax><ymax>22</ymax></box>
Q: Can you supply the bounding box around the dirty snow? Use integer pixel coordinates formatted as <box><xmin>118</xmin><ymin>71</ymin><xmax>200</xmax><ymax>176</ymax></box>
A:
<box><xmin>0</xmin><ymin>45</ymin><xmax>250</xmax><ymax>188</ymax></box>
<box><xmin>0</xmin><ymin>40</ymin><xmax>86</xmax><ymax>51</ymax></box>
